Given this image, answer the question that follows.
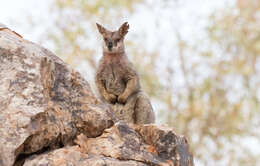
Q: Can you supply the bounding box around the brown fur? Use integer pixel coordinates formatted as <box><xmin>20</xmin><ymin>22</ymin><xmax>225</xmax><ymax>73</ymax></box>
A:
<box><xmin>95</xmin><ymin>22</ymin><xmax>155</xmax><ymax>124</ymax></box>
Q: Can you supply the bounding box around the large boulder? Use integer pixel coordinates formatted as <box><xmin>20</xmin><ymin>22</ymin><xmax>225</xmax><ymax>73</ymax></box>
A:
<box><xmin>0</xmin><ymin>24</ymin><xmax>194</xmax><ymax>166</ymax></box>
<box><xmin>0</xmin><ymin>24</ymin><xmax>114</xmax><ymax>166</ymax></box>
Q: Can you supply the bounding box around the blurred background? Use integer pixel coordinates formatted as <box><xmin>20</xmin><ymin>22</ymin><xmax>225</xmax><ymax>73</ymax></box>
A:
<box><xmin>1</xmin><ymin>0</ymin><xmax>260</xmax><ymax>165</ymax></box>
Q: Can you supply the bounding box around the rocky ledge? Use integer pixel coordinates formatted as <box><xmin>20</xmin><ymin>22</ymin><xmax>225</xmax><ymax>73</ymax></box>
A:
<box><xmin>0</xmin><ymin>24</ymin><xmax>194</xmax><ymax>166</ymax></box>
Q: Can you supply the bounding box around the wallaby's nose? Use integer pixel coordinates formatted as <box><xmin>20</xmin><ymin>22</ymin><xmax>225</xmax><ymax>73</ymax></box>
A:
<box><xmin>108</xmin><ymin>42</ymin><xmax>113</xmax><ymax>49</ymax></box>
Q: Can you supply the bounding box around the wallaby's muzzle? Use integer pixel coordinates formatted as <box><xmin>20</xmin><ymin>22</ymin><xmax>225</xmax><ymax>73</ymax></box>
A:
<box><xmin>108</xmin><ymin>42</ymin><xmax>113</xmax><ymax>50</ymax></box>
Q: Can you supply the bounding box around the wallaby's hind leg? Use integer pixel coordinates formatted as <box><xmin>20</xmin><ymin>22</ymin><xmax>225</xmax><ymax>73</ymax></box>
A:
<box><xmin>134</xmin><ymin>91</ymin><xmax>155</xmax><ymax>124</ymax></box>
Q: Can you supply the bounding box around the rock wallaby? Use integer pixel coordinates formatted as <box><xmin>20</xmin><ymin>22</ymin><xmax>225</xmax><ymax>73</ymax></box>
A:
<box><xmin>95</xmin><ymin>22</ymin><xmax>155</xmax><ymax>124</ymax></box>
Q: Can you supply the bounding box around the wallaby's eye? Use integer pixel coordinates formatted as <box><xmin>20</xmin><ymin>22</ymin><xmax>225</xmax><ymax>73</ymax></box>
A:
<box><xmin>115</xmin><ymin>38</ymin><xmax>120</xmax><ymax>43</ymax></box>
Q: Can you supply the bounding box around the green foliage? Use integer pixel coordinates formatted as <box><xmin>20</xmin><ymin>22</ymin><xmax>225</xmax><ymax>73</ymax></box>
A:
<box><xmin>56</xmin><ymin>0</ymin><xmax>142</xmax><ymax>14</ymax></box>
<box><xmin>167</xmin><ymin>1</ymin><xmax>260</xmax><ymax>165</ymax></box>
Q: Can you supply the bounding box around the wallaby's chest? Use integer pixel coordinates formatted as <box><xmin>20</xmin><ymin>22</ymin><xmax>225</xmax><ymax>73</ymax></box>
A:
<box><xmin>101</xmin><ymin>61</ymin><xmax>126</xmax><ymax>95</ymax></box>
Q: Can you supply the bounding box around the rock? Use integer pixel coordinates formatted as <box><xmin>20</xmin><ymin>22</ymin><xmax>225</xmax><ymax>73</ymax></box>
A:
<box><xmin>23</xmin><ymin>146</ymin><xmax>147</xmax><ymax>166</ymax></box>
<box><xmin>74</xmin><ymin>122</ymin><xmax>193</xmax><ymax>166</ymax></box>
<box><xmin>23</xmin><ymin>122</ymin><xmax>194</xmax><ymax>166</ymax></box>
<box><xmin>74</xmin><ymin>122</ymin><xmax>166</xmax><ymax>165</ymax></box>
<box><xmin>0</xmin><ymin>25</ymin><xmax>114</xmax><ymax>166</ymax></box>
<box><xmin>0</xmin><ymin>24</ymin><xmax>194</xmax><ymax>166</ymax></box>
<box><xmin>134</xmin><ymin>125</ymin><xmax>194</xmax><ymax>166</ymax></box>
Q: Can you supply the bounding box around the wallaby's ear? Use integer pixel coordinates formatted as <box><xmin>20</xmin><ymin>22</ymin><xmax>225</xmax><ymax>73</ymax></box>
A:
<box><xmin>96</xmin><ymin>23</ymin><xmax>107</xmax><ymax>35</ymax></box>
<box><xmin>118</xmin><ymin>22</ymin><xmax>129</xmax><ymax>37</ymax></box>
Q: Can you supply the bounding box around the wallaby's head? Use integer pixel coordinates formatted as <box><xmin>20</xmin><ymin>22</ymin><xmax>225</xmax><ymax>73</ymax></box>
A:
<box><xmin>96</xmin><ymin>22</ymin><xmax>129</xmax><ymax>54</ymax></box>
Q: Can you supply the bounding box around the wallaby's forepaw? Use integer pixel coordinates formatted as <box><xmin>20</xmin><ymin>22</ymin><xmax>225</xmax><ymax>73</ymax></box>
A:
<box><xmin>104</xmin><ymin>93</ymin><xmax>117</xmax><ymax>104</ymax></box>
<box><xmin>118</xmin><ymin>94</ymin><xmax>127</xmax><ymax>104</ymax></box>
